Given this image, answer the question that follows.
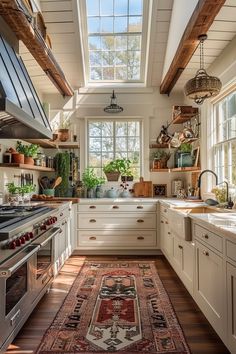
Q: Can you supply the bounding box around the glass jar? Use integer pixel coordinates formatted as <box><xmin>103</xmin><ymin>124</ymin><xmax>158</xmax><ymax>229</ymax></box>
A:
<box><xmin>46</xmin><ymin>156</ymin><xmax>54</xmax><ymax>169</ymax></box>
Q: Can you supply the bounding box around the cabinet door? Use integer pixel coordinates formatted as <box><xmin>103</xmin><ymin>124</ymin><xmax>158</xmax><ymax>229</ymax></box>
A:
<box><xmin>54</xmin><ymin>221</ymin><xmax>67</xmax><ymax>275</ymax></box>
<box><xmin>160</xmin><ymin>216</ymin><xmax>165</xmax><ymax>249</ymax></box>
<box><xmin>162</xmin><ymin>220</ymin><xmax>173</xmax><ymax>259</ymax></box>
<box><xmin>227</xmin><ymin>262</ymin><xmax>236</xmax><ymax>353</ymax></box>
<box><xmin>182</xmin><ymin>241</ymin><xmax>194</xmax><ymax>295</ymax></box>
<box><xmin>195</xmin><ymin>241</ymin><xmax>226</xmax><ymax>340</ymax></box>
<box><xmin>173</xmin><ymin>236</ymin><xmax>183</xmax><ymax>272</ymax></box>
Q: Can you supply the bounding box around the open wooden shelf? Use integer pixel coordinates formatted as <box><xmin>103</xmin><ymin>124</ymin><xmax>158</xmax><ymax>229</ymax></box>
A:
<box><xmin>150</xmin><ymin>168</ymin><xmax>170</xmax><ymax>172</ymax></box>
<box><xmin>171</xmin><ymin>167</ymin><xmax>201</xmax><ymax>172</ymax></box>
<box><xmin>150</xmin><ymin>166</ymin><xmax>201</xmax><ymax>172</ymax></box>
<box><xmin>24</xmin><ymin>139</ymin><xmax>80</xmax><ymax>149</ymax></box>
<box><xmin>0</xmin><ymin>163</ymin><xmax>55</xmax><ymax>172</ymax></box>
<box><xmin>172</xmin><ymin>113</ymin><xmax>198</xmax><ymax>124</ymax></box>
<box><xmin>149</xmin><ymin>143</ymin><xmax>170</xmax><ymax>148</ymax></box>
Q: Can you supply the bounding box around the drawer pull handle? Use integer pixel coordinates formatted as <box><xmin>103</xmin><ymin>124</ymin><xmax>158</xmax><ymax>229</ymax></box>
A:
<box><xmin>204</xmin><ymin>234</ymin><xmax>209</xmax><ymax>239</ymax></box>
<box><xmin>89</xmin><ymin>236</ymin><xmax>96</xmax><ymax>240</ymax></box>
<box><xmin>168</xmin><ymin>232</ymin><xmax>171</xmax><ymax>235</ymax></box>
<box><xmin>178</xmin><ymin>245</ymin><xmax>183</xmax><ymax>249</ymax></box>
<box><xmin>137</xmin><ymin>236</ymin><xmax>144</xmax><ymax>240</ymax></box>
<box><xmin>165</xmin><ymin>221</ymin><xmax>168</xmax><ymax>225</ymax></box>
<box><xmin>161</xmin><ymin>221</ymin><xmax>164</xmax><ymax>224</ymax></box>
<box><xmin>89</xmin><ymin>219</ymin><xmax>96</xmax><ymax>223</ymax></box>
<box><xmin>164</xmin><ymin>209</ymin><xmax>167</xmax><ymax>213</ymax></box>
<box><xmin>112</xmin><ymin>205</ymin><xmax>119</xmax><ymax>209</ymax></box>
<box><xmin>60</xmin><ymin>212</ymin><xmax>63</xmax><ymax>217</ymax></box>
<box><xmin>203</xmin><ymin>250</ymin><xmax>209</xmax><ymax>256</ymax></box>
<box><xmin>137</xmin><ymin>219</ymin><xmax>144</xmax><ymax>223</ymax></box>
<box><xmin>137</xmin><ymin>206</ymin><xmax>143</xmax><ymax>209</ymax></box>
<box><xmin>89</xmin><ymin>205</ymin><xmax>96</xmax><ymax>209</ymax></box>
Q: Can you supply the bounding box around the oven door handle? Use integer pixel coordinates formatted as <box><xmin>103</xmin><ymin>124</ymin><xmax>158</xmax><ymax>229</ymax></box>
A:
<box><xmin>0</xmin><ymin>244</ymin><xmax>40</xmax><ymax>278</ymax></box>
<box><xmin>35</xmin><ymin>227</ymin><xmax>61</xmax><ymax>247</ymax></box>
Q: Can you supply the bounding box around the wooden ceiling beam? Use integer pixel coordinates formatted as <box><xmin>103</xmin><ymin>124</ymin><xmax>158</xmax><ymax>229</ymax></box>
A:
<box><xmin>0</xmin><ymin>0</ymin><xmax>74</xmax><ymax>97</ymax></box>
<box><xmin>160</xmin><ymin>0</ymin><xmax>226</xmax><ymax>95</ymax></box>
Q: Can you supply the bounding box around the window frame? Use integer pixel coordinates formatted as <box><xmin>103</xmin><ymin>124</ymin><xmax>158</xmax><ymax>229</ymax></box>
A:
<box><xmin>211</xmin><ymin>88</ymin><xmax>236</xmax><ymax>187</ymax></box>
<box><xmin>86</xmin><ymin>117</ymin><xmax>143</xmax><ymax>178</ymax></box>
<box><xmin>79</xmin><ymin>0</ymin><xmax>150</xmax><ymax>86</ymax></box>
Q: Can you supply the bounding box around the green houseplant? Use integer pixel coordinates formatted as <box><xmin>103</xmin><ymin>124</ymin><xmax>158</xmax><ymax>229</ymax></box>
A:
<box><xmin>16</xmin><ymin>141</ymin><xmax>39</xmax><ymax>165</ymax></box>
<box><xmin>82</xmin><ymin>168</ymin><xmax>105</xmax><ymax>197</ymax></box>
<box><xmin>103</xmin><ymin>158</ymin><xmax>132</xmax><ymax>181</ymax></box>
<box><xmin>151</xmin><ymin>150</ymin><xmax>171</xmax><ymax>169</ymax></box>
<box><xmin>54</xmin><ymin>152</ymin><xmax>70</xmax><ymax>197</ymax></box>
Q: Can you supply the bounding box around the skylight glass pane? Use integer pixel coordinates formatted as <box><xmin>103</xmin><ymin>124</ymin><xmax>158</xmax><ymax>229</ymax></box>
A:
<box><xmin>100</xmin><ymin>0</ymin><xmax>113</xmax><ymax>16</ymax></box>
<box><xmin>129</xmin><ymin>0</ymin><xmax>142</xmax><ymax>15</ymax></box>
<box><xmin>114</xmin><ymin>0</ymin><xmax>128</xmax><ymax>16</ymax></box>
<box><xmin>85</xmin><ymin>0</ymin><xmax>144</xmax><ymax>82</ymax></box>
<box><xmin>87</xmin><ymin>0</ymin><xmax>99</xmax><ymax>16</ymax></box>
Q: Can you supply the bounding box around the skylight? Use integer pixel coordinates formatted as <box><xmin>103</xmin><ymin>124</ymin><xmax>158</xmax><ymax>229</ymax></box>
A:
<box><xmin>84</xmin><ymin>0</ymin><xmax>146</xmax><ymax>83</ymax></box>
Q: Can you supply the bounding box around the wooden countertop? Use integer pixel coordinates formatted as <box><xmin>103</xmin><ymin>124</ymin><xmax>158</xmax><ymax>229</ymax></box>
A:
<box><xmin>31</xmin><ymin>197</ymin><xmax>79</xmax><ymax>204</ymax></box>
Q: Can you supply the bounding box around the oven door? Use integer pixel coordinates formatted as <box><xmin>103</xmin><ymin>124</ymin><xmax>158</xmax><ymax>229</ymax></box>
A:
<box><xmin>31</xmin><ymin>227</ymin><xmax>61</xmax><ymax>299</ymax></box>
<box><xmin>0</xmin><ymin>244</ymin><xmax>39</xmax><ymax>350</ymax></box>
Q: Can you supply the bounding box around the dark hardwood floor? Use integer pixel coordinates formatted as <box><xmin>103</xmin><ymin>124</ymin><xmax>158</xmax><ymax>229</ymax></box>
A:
<box><xmin>6</xmin><ymin>255</ymin><xmax>230</xmax><ymax>354</ymax></box>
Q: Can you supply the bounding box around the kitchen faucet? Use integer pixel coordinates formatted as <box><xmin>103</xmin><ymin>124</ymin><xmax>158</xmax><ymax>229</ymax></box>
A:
<box><xmin>197</xmin><ymin>169</ymin><xmax>218</xmax><ymax>200</ymax></box>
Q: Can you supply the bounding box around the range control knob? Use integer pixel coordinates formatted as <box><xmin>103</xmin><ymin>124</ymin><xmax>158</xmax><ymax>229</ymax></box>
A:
<box><xmin>16</xmin><ymin>238</ymin><xmax>21</xmax><ymax>247</ymax></box>
<box><xmin>9</xmin><ymin>241</ymin><xmax>16</xmax><ymax>249</ymax></box>
<box><xmin>53</xmin><ymin>216</ymin><xmax>57</xmax><ymax>223</ymax></box>
<box><xmin>40</xmin><ymin>223</ymin><xmax>47</xmax><ymax>231</ymax></box>
<box><xmin>24</xmin><ymin>233</ymin><xmax>30</xmax><ymax>241</ymax></box>
<box><xmin>20</xmin><ymin>236</ymin><xmax>26</xmax><ymax>244</ymax></box>
<box><xmin>29</xmin><ymin>232</ymin><xmax>34</xmax><ymax>239</ymax></box>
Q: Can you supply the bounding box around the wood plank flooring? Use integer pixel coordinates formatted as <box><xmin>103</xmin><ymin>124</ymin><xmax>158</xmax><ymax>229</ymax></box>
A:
<box><xmin>6</xmin><ymin>255</ymin><xmax>230</xmax><ymax>354</ymax></box>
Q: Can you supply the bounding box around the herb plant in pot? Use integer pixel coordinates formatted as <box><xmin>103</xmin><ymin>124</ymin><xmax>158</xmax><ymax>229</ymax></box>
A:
<box><xmin>57</xmin><ymin>120</ymin><xmax>70</xmax><ymax>142</ymax></box>
<box><xmin>119</xmin><ymin>159</ymin><xmax>134</xmax><ymax>182</ymax></box>
<box><xmin>54</xmin><ymin>152</ymin><xmax>70</xmax><ymax>197</ymax></box>
<box><xmin>151</xmin><ymin>150</ymin><xmax>171</xmax><ymax>169</ymax></box>
<box><xmin>16</xmin><ymin>141</ymin><xmax>39</xmax><ymax>165</ymax></box>
<box><xmin>103</xmin><ymin>159</ymin><xmax>129</xmax><ymax>181</ymax></box>
<box><xmin>82</xmin><ymin>168</ymin><xmax>105</xmax><ymax>198</ymax></box>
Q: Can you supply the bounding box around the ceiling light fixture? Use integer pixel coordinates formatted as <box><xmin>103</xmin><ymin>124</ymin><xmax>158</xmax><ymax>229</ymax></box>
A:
<box><xmin>184</xmin><ymin>34</ymin><xmax>222</xmax><ymax>105</ymax></box>
<box><xmin>104</xmin><ymin>90</ymin><xmax>123</xmax><ymax>113</ymax></box>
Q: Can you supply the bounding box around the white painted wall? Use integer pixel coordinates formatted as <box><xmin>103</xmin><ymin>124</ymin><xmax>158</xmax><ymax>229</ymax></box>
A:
<box><xmin>162</xmin><ymin>0</ymin><xmax>198</xmax><ymax>80</ymax></box>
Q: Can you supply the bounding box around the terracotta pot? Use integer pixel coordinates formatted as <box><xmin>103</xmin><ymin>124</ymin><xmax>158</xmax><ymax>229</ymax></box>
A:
<box><xmin>58</xmin><ymin>129</ymin><xmax>69</xmax><ymax>142</ymax></box>
<box><xmin>12</xmin><ymin>153</ymin><xmax>24</xmax><ymax>164</ymax></box>
<box><xmin>24</xmin><ymin>156</ymin><xmax>34</xmax><ymax>165</ymax></box>
<box><xmin>105</xmin><ymin>171</ymin><xmax>120</xmax><ymax>181</ymax></box>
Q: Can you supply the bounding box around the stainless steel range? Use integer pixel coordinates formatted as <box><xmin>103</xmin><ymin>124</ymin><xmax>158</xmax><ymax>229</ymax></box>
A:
<box><xmin>0</xmin><ymin>204</ymin><xmax>63</xmax><ymax>353</ymax></box>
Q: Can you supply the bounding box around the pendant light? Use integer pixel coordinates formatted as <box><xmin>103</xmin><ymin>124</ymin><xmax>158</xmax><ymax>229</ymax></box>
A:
<box><xmin>104</xmin><ymin>90</ymin><xmax>123</xmax><ymax>113</ymax></box>
<box><xmin>184</xmin><ymin>34</ymin><xmax>222</xmax><ymax>105</ymax></box>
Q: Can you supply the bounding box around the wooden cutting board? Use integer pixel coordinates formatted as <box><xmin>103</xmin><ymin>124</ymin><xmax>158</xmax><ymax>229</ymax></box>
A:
<box><xmin>133</xmin><ymin>177</ymin><xmax>153</xmax><ymax>197</ymax></box>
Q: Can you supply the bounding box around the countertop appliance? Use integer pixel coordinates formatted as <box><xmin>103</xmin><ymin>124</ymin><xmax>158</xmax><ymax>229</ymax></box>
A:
<box><xmin>0</xmin><ymin>204</ymin><xmax>63</xmax><ymax>353</ymax></box>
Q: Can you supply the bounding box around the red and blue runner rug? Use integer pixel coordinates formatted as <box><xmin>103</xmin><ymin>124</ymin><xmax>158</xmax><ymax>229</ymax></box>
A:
<box><xmin>37</xmin><ymin>261</ymin><xmax>190</xmax><ymax>353</ymax></box>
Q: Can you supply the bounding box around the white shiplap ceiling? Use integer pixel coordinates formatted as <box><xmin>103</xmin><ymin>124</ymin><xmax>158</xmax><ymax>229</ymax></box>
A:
<box><xmin>173</xmin><ymin>0</ymin><xmax>236</xmax><ymax>92</ymax></box>
<box><xmin>19</xmin><ymin>0</ymin><xmax>236</xmax><ymax>96</ymax></box>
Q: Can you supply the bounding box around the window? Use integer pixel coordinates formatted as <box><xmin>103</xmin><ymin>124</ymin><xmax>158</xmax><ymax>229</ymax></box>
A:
<box><xmin>82</xmin><ymin>0</ymin><xmax>148</xmax><ymax>83</ymax></box>
<box><xmin>87</xmin><ymin>119</ymin><xmax>142</xmax><ymax>178</ymax></box>
<box><xmin>212</xmin><ymin>90</ymin><xmax>236</xmax><ymax>185</ymax></box>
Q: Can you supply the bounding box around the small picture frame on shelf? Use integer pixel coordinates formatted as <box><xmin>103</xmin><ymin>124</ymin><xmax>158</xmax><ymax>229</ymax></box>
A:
<box><xmin>153</xmin><ymin>184</ymin><xmax>167</xmax><ymax>197</ymax></box>
<box><xmin>192</xmin><ymin>147</ymin><xmax>200</xmax><ymax>167</ymax></box>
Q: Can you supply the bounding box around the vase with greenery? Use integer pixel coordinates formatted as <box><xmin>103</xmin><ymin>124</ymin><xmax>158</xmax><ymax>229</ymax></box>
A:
<box><xmin>82</xmin><ymin>168</ymin><xmax>105</xmax><ymax>198</ymax></box>
<box><xmin>58</xmin><ymin>120</ymin><xmax>71</xmax><ymax>142</ymax></box>
<box><xmin>16</xmin><ymin>141</ymin><xmax>39</xmax><ymax>165</ymax></box>
<box><xmin>6</xmin><ymin>182</ymin><xmax>36</xmax><ymax>203</ymax></box>
<box><xmin>54</xmin><ymin>152</ymin><xmax>70</xmax><ymax>197</ymax></box>
<box><xmin>118</xmin><ymin>159</ymin><xmax>134</xmax><ymax>181</ymax></box>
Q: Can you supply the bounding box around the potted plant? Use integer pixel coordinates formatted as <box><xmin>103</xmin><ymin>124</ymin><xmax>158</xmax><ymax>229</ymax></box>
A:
<box><xmin>82</xmin><ymin>168</ymin><xmax>105</xmax><ymax>198</ymax></box>
<box><xmin>6</xmin><ymin>182</ymin><xmax>36</xmax><ymax>203</ymax></box>
<box><xmin>103</xmin><ymin>158</ymin><xmax>130</xmax><ymax>181</ymax></box>
<box><xmin>57</xmin><ymin>120</ymin><xmax>70</xmax><ymax>142</ymax></box>
<box><xmin>54</xmin><ymin>152</ymin><xmax>70</xmax><ymax>197</ymax></box>
<box><xmin>12</xmin><ymin>144</ymin><xmax>24</xmax><ymax>164</ymax></box>
<box><xmin>119</xmin><ymin>159</ymin><xmax>134</xmax><ymax>182</ymax></box>
<box><xmin>151</xmin><ymin>150</ymin><xmax>171</xmax><ymax>169</ymax></box>
<box><xmin>175</xmin><ymin>143</ymin><xmax>193</xmax><ymax>167</ymax></box>
<box><xmin>16</xmin><ymin>141</ymin><xmax>39</xmax><ymax>165</ymax></box>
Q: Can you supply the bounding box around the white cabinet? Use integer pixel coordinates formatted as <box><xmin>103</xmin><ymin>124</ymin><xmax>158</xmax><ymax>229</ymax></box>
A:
<box><xmin>161</xmin><ymin>217</ymin><xmax>173</xmax><ymax>259</ymax></box>
<box><xmin>77</xmin><ymin>202</ymin><xmax>158</xmax><ymax>254</ymax></box>
<box><xmin>195</xmin><ymin>240</ymin><xmax>226</xmax><ymax>341</ymax></box>
<box><xmin>226</xmin><ymin>262</ymin><xmax>236</xmax><ymax>353</ymax></box>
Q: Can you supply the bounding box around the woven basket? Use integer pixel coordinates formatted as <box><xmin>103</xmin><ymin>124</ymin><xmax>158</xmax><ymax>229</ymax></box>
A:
<box><xmin>105</xmin><ymin>172</ymin><xmax>120</xmax><ymax>181</ymax></box>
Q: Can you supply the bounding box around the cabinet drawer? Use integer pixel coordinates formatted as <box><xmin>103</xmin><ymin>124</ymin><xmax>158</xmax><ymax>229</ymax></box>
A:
<box><xmin>194</xmin><ymin>224</ymin><xmax>223</xmax><ymax>253</ymax></box>
<box><xmin>160</xmin><ymin>205</ymin><xmax>169</xmax><ymax>217</ymax></box>
<box><xmin>78</xmin><ymin>204</ymin><xmax>156</xmax><ymax>212</ymax></box>
<box><xmin>78</xmin><ymin>213</ymin><xmax>156</xmax><ymax>229</ymax></box>
<box><xmin>226</xmin><ymin>240</ymin><xmax>236</xmax><ymax>263</ymax></box>
<box><xmin>78</xmin><ymin>230</ymin><xmax>157</xmax><ymax>247</ymax></box>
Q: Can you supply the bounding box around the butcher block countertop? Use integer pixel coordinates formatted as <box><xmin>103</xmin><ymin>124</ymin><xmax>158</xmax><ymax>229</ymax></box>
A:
<box><xmin>31</xmin><ymin>196</ymin><xmax>80</xmax><ymax>204</ymax></box>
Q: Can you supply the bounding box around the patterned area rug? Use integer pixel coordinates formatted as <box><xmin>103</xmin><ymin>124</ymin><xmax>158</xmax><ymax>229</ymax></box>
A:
<box><xmin>37</xmin><ymin>261</ymin><xmax>190</xmax><ymax>354</ymax></box>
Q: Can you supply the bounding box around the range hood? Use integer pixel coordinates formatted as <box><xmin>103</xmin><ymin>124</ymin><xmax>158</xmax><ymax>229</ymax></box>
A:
<box><xmin>0</xmin><ymin>35</ymin><xmax>52</xmax><ymax>139</ymax></box>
